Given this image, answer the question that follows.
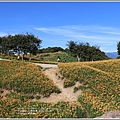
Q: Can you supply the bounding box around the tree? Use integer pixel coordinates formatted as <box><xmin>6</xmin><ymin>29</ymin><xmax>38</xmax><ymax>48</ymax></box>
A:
<box><xmin>117</xmin><ymin>42</ymin><xmax>120</xmax><ymax>55</ymax></box>
<box><xmin>66</xmin><ymin>40</ymin><xmax>77</xmax><ymax>57</ymax></box>
<box><xmin>26</xmin><ymin>33</ymin><xmax>42</xmax><ymax>60</ymax></box>
<box><xmin>1</xmin><ymin>36</ymin><xmax>10</xmax><ymax>55</ymax></box>
<box><xmin>0</xmin><ymin>33</ymin><xmax>42</xmax><ymax>60</ymax></box>
<box><xmin>0</xmin><ymin>37</ymin><xmax>2</xmax><ymax>54</ymax></box>
<box><xmin>66</xmin><ymin>41</ymin><xmax>90</xmax><ymax>61</ymax></box>
<box><xmin>66</xmin><ymin>40</ymin><xmax>109</xmax><ymax>62</ymax></box>
<box><xmin>14</xmin><ymin>33</ymin><xmax>42</xmax><ymax>60</ymax></box>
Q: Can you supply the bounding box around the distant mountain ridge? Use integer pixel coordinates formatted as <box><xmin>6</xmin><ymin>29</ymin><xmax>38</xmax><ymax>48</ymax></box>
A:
<box><xmin>105</xmin><ymin>52</ymin><xmax>118</xmax><ymax>58</ymax></box>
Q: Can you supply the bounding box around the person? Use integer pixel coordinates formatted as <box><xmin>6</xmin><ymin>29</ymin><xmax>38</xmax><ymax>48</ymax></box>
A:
<box><xmin>17</xmin><ymin>55</ymin><xmax>20</xmax><ymax>60</ymax></box>
<box><xmin>64</xmin><ymin>58</ymin><xmax>66</xmax><ymax>63</ymax></box>
<box><xmin>57</xmin><ymin>57</ymin><xmax>60</xmax><ymax>62</ymax></box>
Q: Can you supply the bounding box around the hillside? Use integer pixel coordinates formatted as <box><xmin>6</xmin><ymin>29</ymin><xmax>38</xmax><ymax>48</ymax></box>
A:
<box><xmin>32</xmin><ymin>51</ymin><xmax>78</xmax><ymax>62</ymax></box>
<box><xmin>0</xmin><ymin>60</ymin><xmax>87</xmax><ymax>118</ymax></box>
<box><xmin>0</xmin><ymin>50</ymin><xmax>110</xmax><ymax>64</ymax></box>
<box><xmin>0</xmin><ymin>59</ymin><xmax>120</xmax><ymax>118</ymax></box>
<box><xmin>0</xmin><ymin>60</ymin><xmax>61</xmax><ymax>97</ymax></box>
<box><xmin>58</xmin><ymin>59</ymin><xmax>120</xmax><ymax>118</ymax></box>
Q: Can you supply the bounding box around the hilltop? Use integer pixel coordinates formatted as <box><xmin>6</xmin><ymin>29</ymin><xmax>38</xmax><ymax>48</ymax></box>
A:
<box><xmin>32</xmin><ymin>51</ymin><xmax>78</xmax><ymax>63</ymax></box>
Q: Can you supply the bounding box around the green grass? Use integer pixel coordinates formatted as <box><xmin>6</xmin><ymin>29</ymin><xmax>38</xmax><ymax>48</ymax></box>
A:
<box><xmin>33</xmin><ymin>52</ymin><xmax>78</xmax><ymax>62</ymax></box>
<box><xmin>0</xmin><ymin>54</ymin><xmax>17</xmax><ymax>60</ymax></box>
<box><xmin>0</xmin><ymin>51</ymin><xmax>77</xmax><ymax>63</ymax></box>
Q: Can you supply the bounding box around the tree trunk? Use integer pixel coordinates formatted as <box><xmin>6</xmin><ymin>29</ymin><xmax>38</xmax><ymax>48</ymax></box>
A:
<box><xmin>21</xmin><ymin>54</ymin><xmax>24</xmax><ymax>61</ymax></box>
<box><xmin>7</xmin><ymin>51</ymin><xmax>10</xmax><ymax>56</ymax></box>
<box><xmin>77</xmin><ymin>55</ymin><xmax>81</xmax><ymax>62</ymax></box>
<box><xmin>29</xmin><ymin>53</ymin><xmax>32</xmax><ymax>61</ymax></box>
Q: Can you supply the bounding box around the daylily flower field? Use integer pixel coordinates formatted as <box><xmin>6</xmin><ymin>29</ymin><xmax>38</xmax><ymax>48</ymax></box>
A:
<box><xmin>0</xmin><ymin>60</ymin><xmax>60</xmax><ymax>97</ymax></box>
<box><xmin>58</xmin><ymin>59</ymin><xmax>120</xmax><ymax>117</ymax></box>
<box><xmin>0</xmin><ymin>60</ymin><xmax>86</xmax><ymax>118</ymax></box>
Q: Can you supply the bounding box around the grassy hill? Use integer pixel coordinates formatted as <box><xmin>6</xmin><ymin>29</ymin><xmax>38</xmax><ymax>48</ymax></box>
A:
<box><xmin>0</xmin><ymin>51</ymin><xmax>78</xmax><ymax>64</ymax></box>
<box><xmin>58</xmin><ymin>59</ymin><xmax>120</xmax><ymax>117</ymax></box>
<box><xmin>32</xmin><ymin>51</ymin><xmax>78</xmax><ymax>63</ymax></box>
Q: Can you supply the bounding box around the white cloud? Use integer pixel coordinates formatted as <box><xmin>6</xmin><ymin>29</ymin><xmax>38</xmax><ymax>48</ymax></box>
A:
<box><xmin>34</xmin><ymin>25</ymin><xmax>120</xmax><ymax>52</ymax></box>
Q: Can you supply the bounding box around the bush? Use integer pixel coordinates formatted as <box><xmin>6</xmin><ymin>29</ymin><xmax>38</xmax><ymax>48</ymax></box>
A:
<box><xmin>35</xmin><ymin>95</ymin><xmax>41</xmax><ymax>100</ymax></box>
<box><xmin>0</xmin><ymin>89</ymin><xmax>4</xmax><ymax>94</ymax></box>
<box><xmin>63</xmin><ymin>79</ymin><xmax>75</xmax><ymax>88</ymax></box>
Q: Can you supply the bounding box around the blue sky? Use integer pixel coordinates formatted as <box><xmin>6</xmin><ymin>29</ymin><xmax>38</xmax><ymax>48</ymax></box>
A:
<box><xmin>0</xmin><ymin>2</ymin><xmax>120</xmax><ymax>52</ymax></box>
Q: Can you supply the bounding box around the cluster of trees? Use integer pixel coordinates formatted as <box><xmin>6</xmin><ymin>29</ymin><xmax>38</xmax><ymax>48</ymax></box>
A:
<box><xmin>0</xmin><ymin>32</ymin><xmax>111</xmax><ymax>62</ymax></box>
<box><xmin>66</xmin><ymin>40</ymin><xmax>109</xmax><ymax>61</ymax></box>
<box><xmin>0</xmin><ymin>33</ymin><xmax>42</xmax><ymax>60</ymax></box>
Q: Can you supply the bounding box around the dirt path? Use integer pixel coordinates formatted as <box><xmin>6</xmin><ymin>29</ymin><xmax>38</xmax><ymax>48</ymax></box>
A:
<box><xmin>33</xmin><ymin>63</ymin><xmax>58</xmax><ymax>68</ymax></box>
<box><xmin>0</xmin><ymin>58</ymin><xmax>11</xmax><ymax>61</ymax></box>
<box><xmin>33</xmin><ymin>65</ymin><xmax>82</xmax><ymax>103</ymax></box>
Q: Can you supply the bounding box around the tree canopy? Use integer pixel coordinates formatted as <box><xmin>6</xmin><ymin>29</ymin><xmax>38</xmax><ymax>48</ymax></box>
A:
<box><xmin>117</xmin><ymin>42</ymin><xmax>120</xmax><ymax>56</ymax></box>
<box><xmin>66</xmin><ymin>40</ymin><xmax>109</xmax><ymax>61</ymax></box>
<box><xmin>40</xmin><ymin>47</ymin><xmax>65</xmax><ymax>53</ymax></box>
<box><xmin>0</xmin><ymin>33</ymin><xmax>42</xmax><ymax>60</ymax></box>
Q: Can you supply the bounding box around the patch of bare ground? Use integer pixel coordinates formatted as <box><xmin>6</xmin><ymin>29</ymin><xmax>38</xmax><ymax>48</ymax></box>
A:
<box><xmin>0</xmin><ymin>88</ymin><xmax>11</xmax><ymax>98</ymax></box>
<box><xmin>32</xmin><ymin>67</ymin><xmax>82</xmax><ymax>103</ymax></box>
<box><xmin>95</xmin><ymin>111</ymin><xmax>120</xmax><ymax>119</ymax></box>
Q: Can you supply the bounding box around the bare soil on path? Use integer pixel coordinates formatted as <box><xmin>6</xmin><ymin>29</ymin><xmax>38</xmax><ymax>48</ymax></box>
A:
<box><xmin>41</xmin><ymin>68</ymin><xmax>82</xmax><ymax>103</ymax></box>
<box><xmin>33</xmin><ymin>63</ymin><xmax>82</xmax><ymax>103</ymax></box>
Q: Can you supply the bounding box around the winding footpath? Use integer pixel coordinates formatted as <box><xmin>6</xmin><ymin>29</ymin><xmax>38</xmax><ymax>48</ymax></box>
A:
<box><xmin>33</xmin><ymin>62</ymin><xmax>82</xmax><ymax>103</ymax></box>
